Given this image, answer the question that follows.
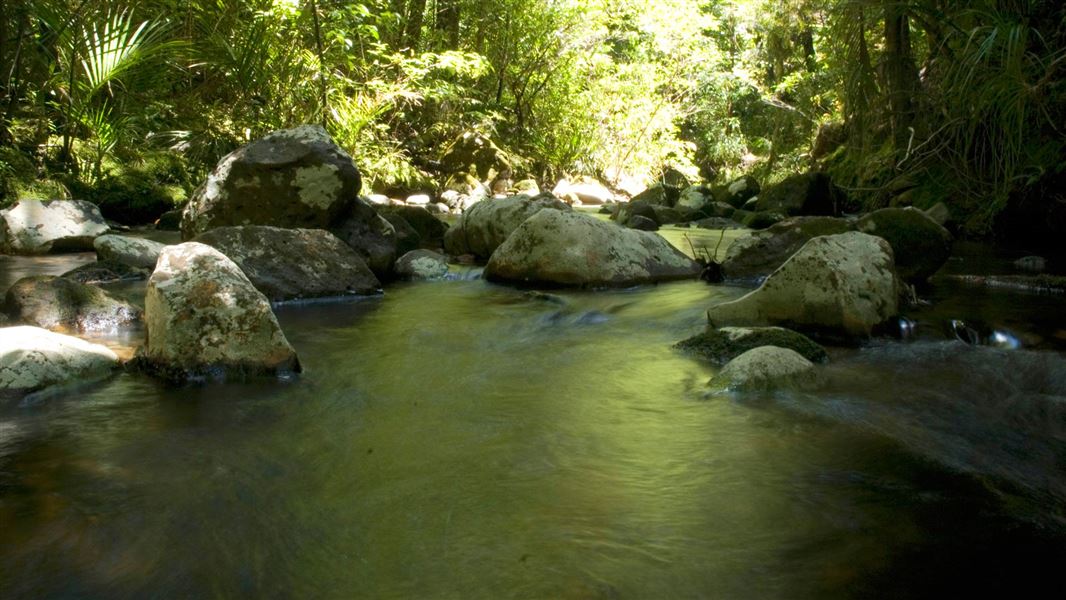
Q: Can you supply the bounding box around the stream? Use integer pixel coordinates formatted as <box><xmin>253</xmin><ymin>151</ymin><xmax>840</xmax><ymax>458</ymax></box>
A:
<box><xmin>2</xmin><ymin>228</ymin><xmax>1065</xmax><ymax>598</ymax></box>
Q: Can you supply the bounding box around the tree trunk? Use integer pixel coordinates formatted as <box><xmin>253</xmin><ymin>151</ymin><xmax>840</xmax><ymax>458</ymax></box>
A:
<box><xmin>435</xmin><ymin>0</ymin><xmax>461</xmax><ymax>50</ymax></box>
<box><xmin>403</xmin><ymin>0</ymin><xmax>427</xmax><ymax>51</ymax></box>
<box><xmin>883</xmin><ymin>1</ymin><xmax>920</xmax><ymax>155</ymax></box>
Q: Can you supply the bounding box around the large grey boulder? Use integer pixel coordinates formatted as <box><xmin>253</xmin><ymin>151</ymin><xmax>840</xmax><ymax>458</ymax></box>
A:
<box><xmin>484</xmin><ymin>210</ymin><xmax>701</xmax><ymax>287</ymax></box>
<box><xmin>330</xmin><ymin>197</ymin><xmax>399</xmax><ymax>277</ymax></box>
<box><xmin>722</xmin><ymin>217</ymin><xmax>855</xmax><ymax>279</ymax></box>
<box><xmin>195</xmin><ymin>226</ymin><xmax>380</xmax><ymax>302</ymax></box>
<box><xmin>378</xmin><ymin>205</ymin><xmax>448</xmax><ymax>248</ymax></box>
<box><xmin>709</xmin><ymin>346</ymin><xmax>815</xmax><ymax>391</ymax></box>
<box><xmin>676</xmin><ymin>185</ymin><xmax>714</xmax><ymax>212</ymax></box>
<box><xmin>855</xmin><ymin>207</ymin><xmax>952</xmax><ymax>283</ymax></box>
<box><xmin>141</xmin><ymin>243</ymin><xmax>300</xmax><ymax>380</ymax></box>
<box><xmin>181</xmin><ymin>125</ymin><xmax>360</xmax><ymax>239</ymax></box>
<box><xmin>0</xmin><ymin>199</ymin><xmax>110</xmax><ymax>254</ymax></box>
<box><xmin>707</xmin><ymin>232</ymin><xmax>899</xmax><ymax>338</ymax></box>
<box><xmin>0</xmin><ymin>326</ymin><xmax>119</xmax><ymax>399</ymax></box>
<box><xmin>722</xmin><ymin>175</ymin><xmax>761</xmax><ymax>208</ymax></box>
<box><xmin>94</xmin><ymin>234</ymin><xmax>166</xmax><ymax>269</ymax></box>
<box><xmin>675</xmin><ymin>326</ymin><xmax>827</xmax><ymax>364</ymax></box>
<box><xmin>4</xmin><ymin>276</ymin><xmax>142</xmax><ymax>332</ymax></box>
<box><xmin>394</xmin><ymin>250</ymin><xmax>449</xmax><ymax>280</ymax></box>
<box><xmin>445</xmin><ymin>193</ymin><xmax>571</xmax><ymax>259</ymax></box>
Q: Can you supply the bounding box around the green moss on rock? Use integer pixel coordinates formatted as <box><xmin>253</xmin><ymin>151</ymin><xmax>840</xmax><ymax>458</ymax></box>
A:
<box><xmin>674</xmin><ymin>326</ymin><xmax>828</xmax><ymax>364</ymax></box>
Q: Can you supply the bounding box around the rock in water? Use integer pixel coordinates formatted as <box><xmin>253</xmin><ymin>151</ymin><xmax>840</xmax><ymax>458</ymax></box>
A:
<box><xmin>484</xmin><ymin>210</ymin><xmax>702</xmax><ymax>287</ymax></box>
<box><xmin>707</xmin><ymin>232</ymin><xmax>899</xmax><ymax>338</ymax></box>
<box><xmin>1</xmin><ymin>326</ymin><xmax>119</xmax><ymax>399</ymax></box>
<box><xmin>195</xmin><ymin>226</ymin><xmax>380</xmax><ymax>302</ymax></box>
<box><xmin>0</xmin><ymin>199</ymin><xmax>110</xmax><ymax>254</ymax></box>
<box><xmin>62</xmin><ymin>260</ymin><xmax>148</xmax><ymax>284</ymax></box>
<box><xmin>141</xmin><ymin>242</ymin><xmax>300</xmax><ymax>380</ymax></box>
<box><xmin>377</xmin><ymin>205</ymin><xmax>448</xmax><ymax>248</ymax></box>
<box><xmin>94</xmin><ymin>234</ymin><xmax>167</xmax><ymax>269</ymax></box>
<box><xmin>394</xmin><ymin>250</ymin><xmax>449</xmax><ymax>280</ymax></box>
<box><xmin>722</xmin><ymin>216</ymin><xmax>855</xmax><ymax>279</ymax></box>
<box><xmin>330</xmin><ymin>197</ymin><xmax>399</xmax><ymax>277</ymax></box>
<box><xmin>4</xmin><ymin>276</ymin><xmax>142</xmax><ymax>332</ymax></box>
<box><xmin>756</xmin><ymin>172</ymin><xmax>843</xmax><ymax>216</ymax></box>
<box><xmin>709</xmin><ymin>346</ymin><xmax>815</xmax><ymax>391</ymax></box>
<box><xmin>856</xmin><ymin>207</ymin><xmax>952</xmax><ymax>283</ymax></box>
<box><xmin>445</xmin><ymin>192</ymin><xmax>571</xmax><ymax>259</ymax></box>
<box><xmin>181</xmin><ymin>125</ymin><xmax>360</xmax><ymax>239</ymax></box>
<box><xmin>675</xmin><ymin>326</ymin><xmax>828</xmax><ymax>364</ymax></box>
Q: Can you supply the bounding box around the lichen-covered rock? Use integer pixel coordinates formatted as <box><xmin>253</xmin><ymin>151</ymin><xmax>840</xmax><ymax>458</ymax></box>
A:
<box><xmin>439</xmin><ymin>132</ymin><xmax>511</xmax><ymax>180</ymax></box>
<box><xmin>737</xmin><ymin>211</ymin><xmax>786</xmax><ymax>230</ymax></box>
<box><xmin>677</xmin><ymin>185</ymin><xmax>714</xmax><ymax>212</ymax></box>
<box><xmin>553</xmin><ymin>177</ymin><xmax>613</xmax><ymax>205</ymax></box>
<box><xmin>61</xmin><ymin>260</ymin><xmax>148</xmax><ymax>284</ymax></box>
<box><xmin>94</xmin><ymin>234</ymin><xmax>166</xmax><ymax>269</ymax></box>
<box><xmin>155</xmin><ymin>209</ymin><xmax>183</xmax><ymax>231</ymax></box>
<box><xmin>756</xmin><ymin>172</ymin><xmax>843</xmax><ymax>216</ymax></box>
<box><xmin>856</xmin><ymin>207</ymin><xmax>952</xmax><ymax>283</ymax></box>
<box><xmin>181</xmin><ymin>125</ymin><xmax>360</xmax><ymax>239</ymax></box>
<box><xmin>195</xmin><ymin>226</ymin><xmax>380</xmax><ymax>302</ymax></box>
<box><xmin>675</xmin><ymin>326</ymin><xmax>828</xmax><ymax>364</ymax></box>
<box><xmin>709</xmin><ymin>346</ymin><xmax>815</xmax><ymax>391</ymax></box>
<box><xmin>722</xmin><ymin>175</ymin><xmax>761</xmax><ymax>208</ymax></box>
<box><xmin>4</xmin><ymin>276</ymin><xmax>142</xmax><ymax>332</ymax></box>
<box><xmin>0</xmin><ymin>199</ymin><xmax>110</xmax><ymax>254</ymax></box>
<box><xmin>617</xmin><ymin>200</ymin><xmax>658</xmax><ymax>224</ymax></box>
<box><xmin>630</xmin><ymin>183</ymin><xmax>674</xmax><ymax>207</ymax></box>
<box><xmin>0</xmin><ymin>326</ymin><xmax>119</xmax><ymax>399</ymax></box>
<box><xmin>707</xmin><ymin>232</ymin><xmax>899</xmax><ymax>338</ymax></box>
<box><xmin>484</xmin><ymin>210</ymin><xmax>701</xmax><ymax>287</ymax></box>
<box><xmin>446</xmin><ymin>193</ymin><xmax>571</xmax><ymax>259</ymax></box>
<box><xmin>330</xmin><ymin>197</ymin><xmax>399</xmax><ymax>277</ymax></box>
<box><xmin>651</xmin><ymin>205</ymin><xmax>683</xmax><ymax>225</ymax></box>
<box><xmin>723</xmin><ymin>216</ymin><xmax>855</xmax><ymax>279</ymax></box>
<box><xmin>394</xmin><ymin>250</ymin><xmax>449</xmax><ymax>280</ymax></box>
<box><xmin>141</xmin><ymin>243</ymin><xmax>300</xmax><ymax>380</ymax></box>
<box><xmin>380</xmin><ymin>212</ymin><xmax>421</xmax><ymax>256</ymax></box>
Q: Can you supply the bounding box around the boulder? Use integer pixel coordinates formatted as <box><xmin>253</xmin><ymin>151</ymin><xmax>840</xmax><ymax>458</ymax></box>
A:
<box><xmin>195</xmin><ymin>226</ymin><xmax>380</xmax><ymax>302</ymax></box>
<box><xmin>513</xmin><ymin>179</ymin><xmax>540</xmax><ymax>195</ymax></box>
<box><xmin>723</xmin><ymin>175</ymin><xmax>761</xmax><ymax>208</ymax></box>
<box><xmin>330</xmin><ymin>197</ymin><xmax>399</xmax><ymax>277</ymax></box>
<box><xmin>155</xmin><ymin>209</ymin><xmax>183</xmax><ymax>231</ymax></box>
<box><xmin>631</xmin><ymin>183</ymin><xmax>675</xmax><ymax>207</ymax></box>
<box><xmin>855</xmin><ymin>207</ymin><xmax>952</xmax><ymax>283</ymax></box>
<box><xmin>0</xmin><ymin>326</ymin><xmax>119</xmax><ymax>399</ymax></box>
<box><xmin>62</xmin><ymin>260</ymin><xmax>148</xmax><ymax>284</ymax></box>
<box><xmin>181</xmin><ymin>125</ymin><xmax>360</xmax><ymax>239</ymax></box>
<box><xmin>141</xmin><ymin>242</ymin><xmax>300</xmax><ymax>380</ymax></box>
<box><xmin>650</xmin><ymin>205</ymin><xmax>683</xmax><ymax>225</ymax></box>
<box><xmin>709</xmin><ymin>346</ymin><xmax>815</xmax><ymax>391</ymax></box>
<box><xmin>1014</xmin><ymin>256</ymin><xmax>1047</xmax><ymax>273</ymax></box>
<box><xmin>627</xmin><ymin>215</ymin><xmax>659</xmax><ymax>231</ymax></box>
<box><xmin>703</xmin><ymin>202</ymin><xmax>736</xmax><ymax>219</ymax></box>
<box><xmin>677</xmin><ymin>185</ymin><xmax>714</xmax><ymax>212</ymax></box>
<box><xmin>440</xmin><ymin>132</ymin><xmax>511</xmax><ymax>180</ymax></box>
<box><xmin>553</xmin><ymin>177</ymin><xmax>613</xmax><ymax>205</ymax></box>
<box><xmin>675</xmin><ymin>326</ymin><xmax>827</xmax><ymax>364</ymax></box>
<box><xmin>722</xmin><ymin>216</ymin><xmax>855</xmax><ymax>279</ymax></box>
<box><xmin>405</xmin><ymin>194</ymin><xmax>431</xmax><ymax>206</ymax></box>
<box><xmin>380</xmin><ymin>212</ymin><xmax>421</xmax><ymax>256</ymax></box>
<box><xmin>4</xmin><ymin>276</ymin><xmax>142</xmax><ymax>332</ymax></box>
<box><xmin>0</xmin><ymin>199</ymin><xmax>110</xmax><ymax>254</ymax></box>
<box><xmin>925</xmin><ymin>202</ymin><xmax>951</xmax><ymax>227</ymax></box>
<box><xmin>695</xmin><ymin>217</ymin><xmax>744</xmax><ymax>230</ymax></box>
<box><xmin>737</xmin><ymin>211</ymin><xmax>786</xmax><ymax>230</ymax></box>
<box><xmin>446</xmin><ymin>193</ymin><xmax>571</xmax><ymax>259</ymax></box>
<box><xmin>707</xmin><ymin>232</ymin><xmax>899</xmax><ymax>338</ymax></box>
<box><xmin>618</xmin><ymin>200</ymin><xmax>658</xmax><ymax>224</ymax></box>
<box><xmin>756</xmin><ymin>172</ymin><xmax>843</xmax><ymax>216</ymax></box>
<box><xmin>378</xmin><ymin>205</ymin><xmax>448</xmax><ymax>247</ymax></box>
<box><xmin>484</xmin><ymin>210</ymin><xmax>702</xmax><ymax>287</ymax></box>
<box><xmin>94</xmin><ymin>234</ymin><xmax>166</xmax><ymax>269</ymax></box>
<box><xmin>394</xmin><ymin>250</ymin><xmax>449</xmax><ymax>280</ymax></box>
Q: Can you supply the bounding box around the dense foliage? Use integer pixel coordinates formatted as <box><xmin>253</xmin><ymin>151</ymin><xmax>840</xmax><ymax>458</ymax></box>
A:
<box><xmin>0</xmin><ymin>0</ymin><xmax>1063</xmax><ymax>237</ymax></box>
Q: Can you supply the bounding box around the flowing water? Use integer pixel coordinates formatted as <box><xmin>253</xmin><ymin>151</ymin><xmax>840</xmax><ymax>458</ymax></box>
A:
<box><xmin>2</xmin><ymin>229</ymin><xmax>1066</xmax><ymax>599</ymax></box>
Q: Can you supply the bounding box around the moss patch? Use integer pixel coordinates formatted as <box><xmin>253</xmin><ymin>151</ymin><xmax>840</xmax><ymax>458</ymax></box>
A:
<box><xmin>675</xmin><ymin>326</ymin><xmax>828</xmax><ymax>364</ymax></box>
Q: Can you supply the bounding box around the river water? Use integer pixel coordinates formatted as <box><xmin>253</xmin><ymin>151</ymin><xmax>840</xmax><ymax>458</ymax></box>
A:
<box><xmin>2</xmin><ymin>228</ymin><xmax>1065</xmax><ymax>598</ymax></box>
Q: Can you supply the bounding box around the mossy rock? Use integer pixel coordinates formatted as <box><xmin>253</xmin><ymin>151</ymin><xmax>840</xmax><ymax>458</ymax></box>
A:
<box><xmin>856</xmin><ymin>207</ymin><xmax>952</xmax><ymax>283</ymax></box>
<box><xmin>675</xmin><ymin>326</ymin><xmax>828</xmax><ymax>364</ymax></box>
<box><xmin>739</xmin><ymin>211</ymin><xmax>785</xmax><ymax>230</ymax></box>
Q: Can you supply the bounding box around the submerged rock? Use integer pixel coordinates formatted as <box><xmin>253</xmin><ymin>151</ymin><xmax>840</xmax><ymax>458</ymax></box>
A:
<box><xmin>484</xmin><ymin>210</ymin><xmax>701</xmax><ymax>287</ymax></box>
<box><xmin>675</xmin><ymin>326</ymin><xmax>828</xmax><ymax>364</ymax></box>
<box><xmin>709</xmin><ymin>345</ymin><xmax>815</xmax><ymax>390</ymax></box>
<box><xmin>722</xmin><ymin>216</ymin><xmax>855</xmax><ymax>280</ymax></box>
<box><xmin>445</xmin><ymin>192</ymin><xmax>570</xmax><ymax>259</ymax></box>
<box><xmin>4</xmin><ymin>276</ymin><xmax>142</xmax><ymax>332</ymax></box>
<box><xmin>394</xmin><ymin>250</ymin><xmax>449</xmax><ymax>280</ymax></box>
<box><xmin>195</xmin><ymin>226</ymin><xmax>380</xmax><ymax>302</ymax></box>
<box><xmin>856</xmin><ymin>207</ymin><xmax>952</xmax><ymax>283</ymax></box>
<box><xmin>0</xmin><ymin>199</ymin><xmax>110</xmax><ymax>254</ymax></box>
<box><xmin>707</xmin><ymin>232</ymin><xmax>899</xmax><ymax>338</ymax></box>
<box><xmin>140</xmin><ymin>242</ymin><xmax>300</xmax><ymax>381</ymax></box>
<box><xmin>61</xmin><ymin>260</ymin><xmax>148</xmax><ymax>284</ymax></box>
<box><xmin>94</xmin><ymin>234</ymin><xmax>166</xmax><ymax>269</ymax></box>
<box><xmin>0</xmin><ymin>326</ymin><xmax>119</xmax><ymax>399</ymax></box>
<box><xmin>1014</xmin><ymin>256</ymin><xmax>1047</xmax><ymax>273</ymax></box>
<box><xmin>181</xmin><ymin>125</ymin><xmax>360</xmax><ymax>239</ymax></box>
